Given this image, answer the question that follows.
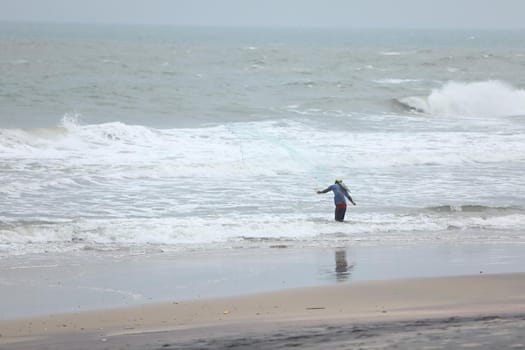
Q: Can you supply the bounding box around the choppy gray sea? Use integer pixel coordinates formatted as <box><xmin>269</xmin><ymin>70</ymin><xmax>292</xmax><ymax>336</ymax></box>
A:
<box><xmin>1</xmin><ymin>23</ymin><xmax>525</xmax><ymax>256</ymax></box>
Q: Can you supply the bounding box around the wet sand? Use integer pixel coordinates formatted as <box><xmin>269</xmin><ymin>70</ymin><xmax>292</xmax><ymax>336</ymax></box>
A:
<box><xmin>2</xmin><ymin>243</ymin><xmax>525</xmax><ymax>320</ymax></box>
<box><xmin>1</xmin><ymin>273</ymin><xmax>525</xmax><ymax>349</ymax></box>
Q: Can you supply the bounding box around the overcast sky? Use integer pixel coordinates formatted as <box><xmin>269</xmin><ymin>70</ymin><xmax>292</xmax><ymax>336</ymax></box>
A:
<box><xmin>1</xmin><ymin>0</ymin><xmax>524</xmax><ymax>29</ymax></box>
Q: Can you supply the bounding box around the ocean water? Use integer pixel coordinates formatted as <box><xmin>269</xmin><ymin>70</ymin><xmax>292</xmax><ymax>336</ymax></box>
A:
<box><xmin>1</xmin><ymin>22</ymin><xmax>525</xmax><ymax>257</ymax></box>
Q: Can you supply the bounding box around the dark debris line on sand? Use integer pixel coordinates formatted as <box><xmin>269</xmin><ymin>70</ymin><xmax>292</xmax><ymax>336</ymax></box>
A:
<box><xmin>151</xmin><ymin>315</ymin><xmax>525</xmax><ymax>350</ymax></box>
<box><xmin>7</xmin><ymin>314</ymin><xmax>525</xmax><ymax>350</ymax></box>
<box><xmin>165</xmin><ymin>315</ymin><xmax>524</xmax><ymax>350</ymax></box>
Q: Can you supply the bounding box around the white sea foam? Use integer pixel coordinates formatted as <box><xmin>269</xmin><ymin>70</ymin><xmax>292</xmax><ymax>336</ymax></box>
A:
<box><xmin>2</xmin><ymin>115</ymin><xmax>524</xmax><ymax>256</ymax></box>
<box><xmin>1</xmin><ymin>209</ymin><xmax>524</xmax><ymax>256</ymax></box>
<box><xmin>1</xmin><ymin>115</ymin><xmax>524</xmax><ymax>189</ymax></box>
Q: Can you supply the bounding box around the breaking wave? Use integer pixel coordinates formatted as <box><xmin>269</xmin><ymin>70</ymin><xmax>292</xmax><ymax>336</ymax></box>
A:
<box><xmin>396</xmin><ymin>80</ymin><xmax>525</xmax><ymax>117</ymax></box>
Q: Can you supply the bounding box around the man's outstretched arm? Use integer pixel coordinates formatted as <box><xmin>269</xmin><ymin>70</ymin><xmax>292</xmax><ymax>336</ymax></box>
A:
<box><xmin>346</xmin><ymin>193</ymin><xmax>356</xmax><ymax>205</ymax></box>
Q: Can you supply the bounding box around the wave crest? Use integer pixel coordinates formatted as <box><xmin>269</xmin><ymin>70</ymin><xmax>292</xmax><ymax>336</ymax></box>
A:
<box><xmin>0</xmin><ymin>114</ymin><xmax>162</xmax><ymax>156</ymax></box>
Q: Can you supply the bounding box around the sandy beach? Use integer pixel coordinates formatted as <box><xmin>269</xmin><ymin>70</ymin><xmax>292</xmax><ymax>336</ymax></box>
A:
<box><xmin>1</xmin><ymin>272</ymin><xmax>525</xmax><ymax>349</ymax></box>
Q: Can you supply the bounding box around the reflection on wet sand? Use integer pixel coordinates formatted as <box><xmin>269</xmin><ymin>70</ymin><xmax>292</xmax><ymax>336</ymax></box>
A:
<box><xmin>335</xmin><ymin>250</ymin><xmax>354</xmax><ymax>282</ymax></box>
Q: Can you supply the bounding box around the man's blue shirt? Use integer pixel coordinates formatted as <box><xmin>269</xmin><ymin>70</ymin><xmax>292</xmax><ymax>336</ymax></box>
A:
<box><xmin>328</xmin><ymin>184</ymin><xmax>347</xmax><ymax>205</ymax></box>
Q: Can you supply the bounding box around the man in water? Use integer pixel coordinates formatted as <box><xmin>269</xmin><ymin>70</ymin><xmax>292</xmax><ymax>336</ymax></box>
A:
<box><xmin>317</xmin><ymin>178</ymin><xmax>356</xmax><ymax>222</ymax></box>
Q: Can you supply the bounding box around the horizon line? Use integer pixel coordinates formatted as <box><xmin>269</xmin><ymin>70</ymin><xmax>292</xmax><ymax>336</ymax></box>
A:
<box><xmin>2</xmin><ymin>19</ymin><xmax>525</xmax><ymax>31</ymax></box>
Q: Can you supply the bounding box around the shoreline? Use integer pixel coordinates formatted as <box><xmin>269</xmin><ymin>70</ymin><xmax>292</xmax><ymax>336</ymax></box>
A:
<box><xmin>1</xmin><ymin>272</ymin><xmax>525</xmax><ymax>349</ymax></box>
